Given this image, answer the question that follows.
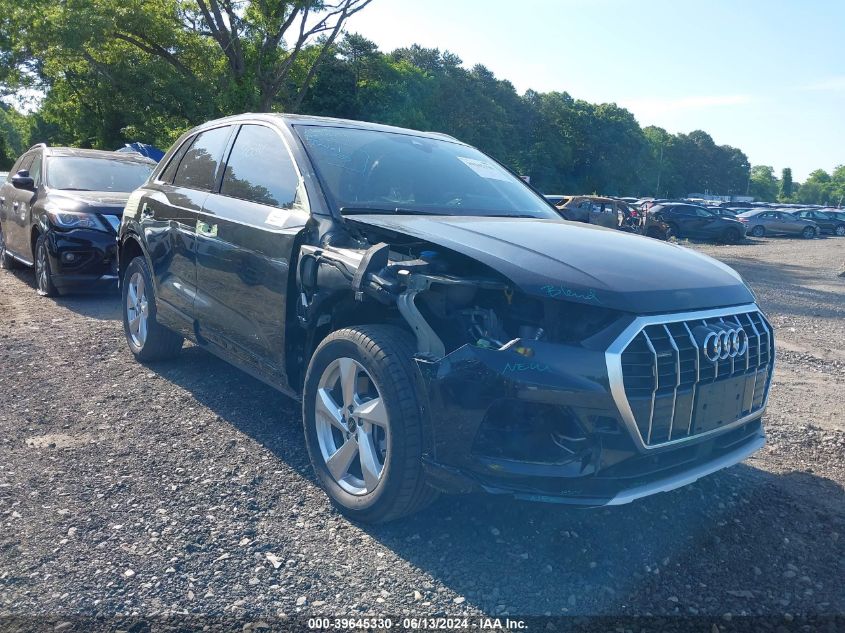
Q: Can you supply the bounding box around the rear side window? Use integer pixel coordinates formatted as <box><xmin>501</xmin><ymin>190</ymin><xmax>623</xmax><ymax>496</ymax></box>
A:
<box><xmin>173</xmin><ymin>126</ymin><xmax>232</xmax><ymax>191</ymax></box>
<box><xmin>159</xmin><ymin>137</ymin><xmax>193</xmax><ymax>184</ymax></box>
<box><xmin>221</xmin><ymin>125</ymin><xmax>300</xmax><ymax>208</ymax></box>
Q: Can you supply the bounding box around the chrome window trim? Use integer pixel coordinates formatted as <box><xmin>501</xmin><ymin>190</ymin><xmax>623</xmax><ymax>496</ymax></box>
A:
<box><xmin>606</xmin><ymin>302</ymin><xmax>775</xmax><ymax>452</ymax></box>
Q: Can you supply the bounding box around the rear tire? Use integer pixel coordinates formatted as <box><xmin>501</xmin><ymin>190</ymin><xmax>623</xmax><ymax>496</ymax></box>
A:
<box><xmin>835</xmin><ymin>224</ymin><xmax>845</xmax><ymax>237</ymax></box>
<box><xmin>802</xmin><ymin>226</ymin><xmax>816</xmax><ymax>239</ymax></box>
<box><xmin>35</xmin><ymin>233</ymin><xmax>59</xmax><ymax>297</ymax></box>
<box><xmin>0</xmin><ymin>225</ymin><xmax>20</xmax><ymax>270</ymax></box>
<box><xmin>122</xmin><ymin>255</ymin><xmax>184</xmax><ymax>361</ymax></box>
<box><xmin>303</xmin><ymin>325</ymin><xmax>438</xmax><ymax>523</ymax></box>
<box><xmin>750</xmin><ymin>225</ymin><xmax>765</xmax><ymax>238</ymax></box>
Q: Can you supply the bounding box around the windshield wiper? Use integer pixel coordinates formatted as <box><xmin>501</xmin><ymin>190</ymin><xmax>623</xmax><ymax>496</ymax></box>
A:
<box><xmin>340</xmin><ymin>207</ymin><xmax>444</xmax><ymax>216</ymax></box>
<box><xmin>340</xmin><ymin>207</ymin><xmax>542</xmax><ymax>219</ymax></box>
<box><xmin>57</xmin><ymin>187</ymin><xmax>93</xmax><ymax>191</ymax></box>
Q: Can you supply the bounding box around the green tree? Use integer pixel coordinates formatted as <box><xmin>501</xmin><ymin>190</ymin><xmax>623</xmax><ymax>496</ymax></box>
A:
<box><xmin>779</xmin><ymin>167</ymin><xmax>793</xmax><ymax>200</ymax></box>
<box><xmin>796</xmin><ymin>169</ymin><xmax>832</xmax><ymax>205</ymax></box>
<box><xmin>0</xmin><ymin>0</ymin><xmax>374</xmax><ymax>116</ymax></box>
<box><xmin>748</xmin><ymin>165</ymin><xmax>779</xmax><ymax>201</ymax></box>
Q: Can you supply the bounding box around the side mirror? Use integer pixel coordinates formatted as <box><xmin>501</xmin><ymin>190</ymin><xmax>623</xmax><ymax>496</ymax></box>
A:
<box><xmin>11</xmin><ymin>170</ymin><xmax>35</xmax><ymax>191</ymax></box>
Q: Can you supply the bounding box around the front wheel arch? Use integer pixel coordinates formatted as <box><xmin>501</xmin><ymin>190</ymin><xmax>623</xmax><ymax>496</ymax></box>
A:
<box><xmin>118</xmin><ymin>234</ymin><xmax>146</xmax><ymax>286</ymax></box>
<box><xmin>30</xmin><ymin>225</ymin><xmax>42</xmax><ymax>262</ymax></box>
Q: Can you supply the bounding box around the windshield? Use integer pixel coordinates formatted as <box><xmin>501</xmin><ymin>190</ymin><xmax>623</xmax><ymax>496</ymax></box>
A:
<box><xmin>47</xmin><ymin>157</ymin><xmax>153</xmax><ymax>192</ymax></box>
<box><xmin>295</xmin><ymin>125</ymin><xmax>557</xmax><ymax>219</ymax></box>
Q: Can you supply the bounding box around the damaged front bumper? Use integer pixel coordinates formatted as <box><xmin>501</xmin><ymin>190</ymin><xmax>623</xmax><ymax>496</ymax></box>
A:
<box><xmin>414</xmin><ymin>329</ymin><xmax>767</xmax><ymax>506</ymax></box>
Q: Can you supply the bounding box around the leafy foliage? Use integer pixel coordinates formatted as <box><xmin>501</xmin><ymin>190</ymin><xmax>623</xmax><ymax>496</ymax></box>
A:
<box><xmin>0</xmin><ymin>6</ymin><xmax>829</xmax><ymax>201</ymax></box>
<box><xmin>795</xmin><ymin>167</ymin><xmax>845</xmax><ymax>206</ymax></box>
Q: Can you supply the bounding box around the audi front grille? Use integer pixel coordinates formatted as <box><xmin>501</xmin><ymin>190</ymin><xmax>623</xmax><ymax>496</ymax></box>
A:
<box><xmin>606</xmin><ymin>304</ymin><xmax>774</xmax><ymax>449</ymax></box>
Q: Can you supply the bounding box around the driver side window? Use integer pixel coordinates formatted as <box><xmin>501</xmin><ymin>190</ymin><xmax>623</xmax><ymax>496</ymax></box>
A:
<box><xmin>29</xmin><ymin>156</ymin><xmax>42</xmax><ymax>186</ymax></box>
<box><xmin>15</xmin><ymin>154</ymin><xmax>35</xmax><ymax>176</ymax></box>
<box><xmin>221</xmin><ymin>124</ymin><xmax>302</xmax><ymax>209</ymax></box>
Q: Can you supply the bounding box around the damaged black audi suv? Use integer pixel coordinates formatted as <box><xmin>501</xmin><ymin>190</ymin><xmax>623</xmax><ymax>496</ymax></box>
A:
<box><xmin>118</xmin><ymin>114</ymin><xmax>774</xmax><ymax>522</ymax></box>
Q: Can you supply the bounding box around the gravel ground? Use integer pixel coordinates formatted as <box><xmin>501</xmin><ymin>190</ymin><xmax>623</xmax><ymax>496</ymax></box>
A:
<box><xmin>1</xmin><ymin>234</ymin><xmax>844</xmax><ymax>625</ymax></box>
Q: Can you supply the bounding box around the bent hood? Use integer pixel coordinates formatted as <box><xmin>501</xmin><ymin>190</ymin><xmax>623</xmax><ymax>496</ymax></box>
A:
<box><xmin>48</xmin><ymin>190</ymin><xmax>130</xmax><ymax>212</ymax></box>
<box><xmin>347</xmin><ymin>215</ymin><xmax>755</xmax><ymax>314</ymax></box>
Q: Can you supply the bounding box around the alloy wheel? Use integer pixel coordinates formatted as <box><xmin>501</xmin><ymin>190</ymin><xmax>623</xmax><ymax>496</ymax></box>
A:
<box><xmin>36</xmin><ymin>242</ymin><xmax>50</xmax><ymax>295</ymax></box>
<box><xmin>836</xmin><ymin>225</ymin><xmax>845</xmax><ymax>237</ymax></box>
<box><xmin>126</xmin><ymin>271</ymin><xmax>149</xmax><ymax>348</ymax></box>
<box><xmin>314</xmin><ymin>357</ymin><xmax>389</xmax><ymax>496</ymax></box>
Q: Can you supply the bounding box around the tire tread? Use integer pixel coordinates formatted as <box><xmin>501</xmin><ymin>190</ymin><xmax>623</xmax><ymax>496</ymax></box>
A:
<box><xmin>123</xmin><ymin>256</ymin><xmax>183</xmax><ymax>362</ymax></box>
<box><xmin>305</xmin><ymin>325</ymin><xmax>438</xmax><ymax>523</ymax></box>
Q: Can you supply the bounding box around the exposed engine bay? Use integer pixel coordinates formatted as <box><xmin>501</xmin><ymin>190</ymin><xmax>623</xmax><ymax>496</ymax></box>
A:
<box><xmin>296</xmin><ymin>221</ymin><xmax>622</xmax><ymax>361</ymax></box>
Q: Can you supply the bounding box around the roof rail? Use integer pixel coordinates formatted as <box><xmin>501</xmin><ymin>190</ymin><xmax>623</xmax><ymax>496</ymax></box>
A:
<box><xmin>27</xmin><ymin>142</ymin><xmax>48</xmax><ymax>152</ymax></box>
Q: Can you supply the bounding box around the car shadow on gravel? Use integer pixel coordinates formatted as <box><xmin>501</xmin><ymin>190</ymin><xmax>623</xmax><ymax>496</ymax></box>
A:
<box><xmin>52</xmin><ymin>292</ymin><xmax>122</xmax><ymax>321</ymax></box>
<box><xmin>147</xmin><ymin>346</ymin><xmax>845</xmax><ymax>616</ymax></box>
<box><xmin>364</xmin><ymin>465</ymin><xmax>845</xmax><ymax>616</ymax></box>
<box><xmin>147</xmin><ymin>345</ymin><xmax>316</xmax><ymax>477</ymax></box>
<box><xmin>4</xmin><ymin>266</ymin><xmax>121</xmax><ymax>320</ymax></box>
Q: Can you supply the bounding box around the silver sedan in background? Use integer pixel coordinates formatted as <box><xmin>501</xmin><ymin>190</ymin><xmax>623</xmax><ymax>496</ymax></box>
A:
<box><xmin>736</xmin><ymin>209</ymin><xmax>819</xmax><ymax>239</ymax></box>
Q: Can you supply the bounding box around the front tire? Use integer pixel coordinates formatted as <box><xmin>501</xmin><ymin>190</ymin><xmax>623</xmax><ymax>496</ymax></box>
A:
<box><xmin>303</xmin><ymin>325</ymin><xmax>437</xmax><ymax>523</ymax></box>
<box><xmin>722</xmin><ymin>227</ymin><xmax>741</xmax><ymax>244</ymax></box>
<box><xmin>834</xmin><ymin>224</ymin><xmax>845</xmax><ymax>237</ymax></box>
<box><xmin>35</xmin><ymin>233</ymin><xmax>58</xmax><ymax>297</ymax></box>
<box><xmin>666</xmin><ymin>222</ymin><xmax>680</xmax><ymax>239</ymax></box>
<box><xmin>122</xmin><ymin>256</ymin><xmax>183</xmax><ymax>361</ymax></box>
<box><xmin>802</xmin><ymin>226</ymin><xmax>816</xmax><ymax>239</ymax></box>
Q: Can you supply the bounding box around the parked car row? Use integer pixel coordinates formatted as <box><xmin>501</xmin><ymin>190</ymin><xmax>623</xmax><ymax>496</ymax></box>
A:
<box><xmin>545</xmin><ymin>193</ymin><xmax>845</xmax><ymax>243</ymax></box>
<box><xmin>0</xmin><ymin>114</ymin><xmax>775</xmax><ymax>524</ymax></box>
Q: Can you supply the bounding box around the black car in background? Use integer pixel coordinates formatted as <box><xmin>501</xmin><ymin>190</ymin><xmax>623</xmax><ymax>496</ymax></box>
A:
<box><xmin>790</xmin><ymin>209</ymin><xmax>845</xmax><ymax>236</ymax></box>
<box><xmin>0</xmin><ymin>145</ymin><xmax>154</xmax><ymax>295</ymax></box>
<box><xmin>821</xmin><ymin>209</ymin><xmax>845</xmax><ymax>226</ymax></box>
<box><xmin>648</xmin><ymin>203</ymin><xmax>747</xmax><ymax>242</ymax></box>
<box><xmin>117</xmin><ymin>114</ymin><xmax>771</xmax><ymax>523</ymax></box>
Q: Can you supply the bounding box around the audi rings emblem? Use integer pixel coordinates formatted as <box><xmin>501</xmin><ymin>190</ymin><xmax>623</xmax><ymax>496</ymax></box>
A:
<box><xmin>701</xmin><ymin>327</ymin><xmax>748</xmax><ymax>362</ymax></box>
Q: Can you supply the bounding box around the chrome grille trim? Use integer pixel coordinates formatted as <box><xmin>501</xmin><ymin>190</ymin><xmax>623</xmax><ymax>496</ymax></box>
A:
<box><xmin>606</xmin><ymin>303</ymin><xmax>774</xmax><ymax>451</ymax></box>
<box><xmin>663</xmin><ymin>324</ymin><xmax>680</xmax><ymax>441</ymax></box>
<box><xmin>681</xmin><ymin>321</ymin><xmax>699</xmax><ymax>436</ymax></box>
<box><xmin>641</xmin><ymin>329</ymin><xmax>658</xmax><ymax>444</ymax></box>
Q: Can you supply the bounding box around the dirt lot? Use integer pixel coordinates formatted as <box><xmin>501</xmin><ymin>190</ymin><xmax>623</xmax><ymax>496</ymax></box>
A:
<box><xmin>1</xmin><ymin>234</ymin><xmax>844</xmax><ymax>624</ymax></box>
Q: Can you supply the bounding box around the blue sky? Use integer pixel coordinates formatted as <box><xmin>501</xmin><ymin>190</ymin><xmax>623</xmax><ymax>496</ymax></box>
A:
<box><xmin>345</xmin><ymin>0</ymin><xmax>845</xmax><ymax>181</ymax></box>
